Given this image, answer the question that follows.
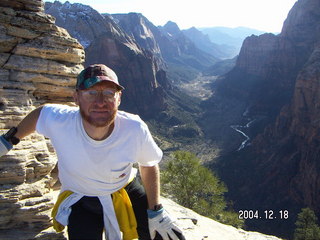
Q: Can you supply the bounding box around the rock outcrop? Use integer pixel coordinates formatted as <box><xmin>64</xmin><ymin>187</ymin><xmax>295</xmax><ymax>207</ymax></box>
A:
<box><xmin>0</xmin><ymin>0</ymin><xmax>84</xmax><ymax>238</ymax></box>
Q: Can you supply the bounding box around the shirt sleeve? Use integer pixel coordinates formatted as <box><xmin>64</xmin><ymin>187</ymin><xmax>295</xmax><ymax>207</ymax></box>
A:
<box><xmin>136</xmin><ymin>121</ymin><xmax>163</xmax><ymax>167</ymax></box>
<box><xmin>36</xmin><ymin>104</ymin><xmax>77</xmax><ymax>138</ymax></box>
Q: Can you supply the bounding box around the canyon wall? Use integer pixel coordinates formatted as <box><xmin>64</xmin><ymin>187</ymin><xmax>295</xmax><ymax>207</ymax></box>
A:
<box><xmin>216</xmin><ymin>0</ymin><xmax>320</xmax><ymax>238</ymax></box>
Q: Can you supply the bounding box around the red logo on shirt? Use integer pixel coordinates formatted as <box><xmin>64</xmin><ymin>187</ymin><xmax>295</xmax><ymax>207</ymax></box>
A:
<box><xmin>118</xmin><ymin>173</ymin><xmax>126</xmax><ymax>179</ymax></box>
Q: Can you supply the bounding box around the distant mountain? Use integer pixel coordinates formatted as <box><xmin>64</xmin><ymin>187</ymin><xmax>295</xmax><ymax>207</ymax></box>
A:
<box><xmin>182</xmin><ymin>27</ymin><xmax>232</xmax><ymax>60</ymax></box>
<box><xmin>110</xmin><ymin>15</ymin><xmax>220</xmax><ymax>87</ymax></box>
<box><xmin>157</xmin><ymin>21</ymin><xmax>219</xmax><ymax>71</ymax></box>
<box><xmin>199</xmin><ymin>26</ymin><xmax>266</xmax><ymax>58</ymax></box>
<box><xmin>111</xmin><ymin>15</ymin><xmax>219</xmax><ymax>72</ymax></box>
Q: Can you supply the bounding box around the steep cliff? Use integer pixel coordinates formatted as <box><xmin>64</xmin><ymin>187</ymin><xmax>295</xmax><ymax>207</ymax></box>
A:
<box><xmin>202</xmin><ymin>0</ymin><xmax>320</xmax><ymax>146</ymax></box>
<box><xmin>0</xmin><ymin>0</ymin><xmax>84</xmax><ymax>239</ymax></box>
<box><xmin>110</xmin><ymin>13</ymin><xmax>164</xmax><ymax>64</ymax></box>
<box><xmin>215</xmin><ymin>0</ymin><xmax>320</xmax><ymax>118</ymax></box>
<box><xmin>214</xmin><ymin>0</ymin><xmax>320</xmax><ymax>238</ymax></box>
<box><xmin>111</xmin><ymin>14</ymin><xmax>218</xmax><ymax>73</ymax></box>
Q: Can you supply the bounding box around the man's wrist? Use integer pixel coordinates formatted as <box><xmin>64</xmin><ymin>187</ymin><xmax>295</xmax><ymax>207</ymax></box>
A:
<box><xmin>147</xmin><ymin>206</ymin><xmax>164</xmax><ymax>219</ymax></box>
<box><xmin>147</xmin><ymin>203</ymin><xmax>164</xmax><ymax>219</ymax></box>
<box><xmin>150</xmin><ymin>203</ymin><xmax>163</xmax><ymax>211</ymax></box>
<box><xmin>3</xmin><ymin>127</ymin><xmax>20</xmax><ymax>145</ymax></box>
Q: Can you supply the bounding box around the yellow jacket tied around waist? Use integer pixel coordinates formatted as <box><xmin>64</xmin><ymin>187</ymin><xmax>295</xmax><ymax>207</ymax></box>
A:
<box><xmin>51</xmin><ymin>187</ymin><xmax>138</xmax><ymax>240</ymax></box>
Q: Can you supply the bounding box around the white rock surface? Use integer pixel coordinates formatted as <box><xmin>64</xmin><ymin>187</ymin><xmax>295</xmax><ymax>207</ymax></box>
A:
<box><xmin>161</xmin><ymin>197</ymin><xmax>283</xmax><ymax>240</ymax></box>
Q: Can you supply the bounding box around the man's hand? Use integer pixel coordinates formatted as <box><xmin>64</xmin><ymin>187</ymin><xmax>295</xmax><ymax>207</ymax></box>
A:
<box><xmin>148</xmin><ymin>207</ymin><xmax>185</xmax><ymax>240</ymax></box>
<box><xmin>0</xmin><ymin>135</ymin><xmax>13</xmax><ymax>157</ymax></box>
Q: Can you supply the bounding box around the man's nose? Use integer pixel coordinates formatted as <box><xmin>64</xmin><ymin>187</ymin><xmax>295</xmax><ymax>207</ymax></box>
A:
<box><xmin>94</xmin><ymin>92</ymin><xmax>106</xmax><ymax>104</ymax></box>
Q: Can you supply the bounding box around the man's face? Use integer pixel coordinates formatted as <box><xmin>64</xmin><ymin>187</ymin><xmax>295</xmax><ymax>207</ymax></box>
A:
<box><xmin>74</xmin><ymin>81</ymin><xmax>122</xmax><ymax>128</ymax></box>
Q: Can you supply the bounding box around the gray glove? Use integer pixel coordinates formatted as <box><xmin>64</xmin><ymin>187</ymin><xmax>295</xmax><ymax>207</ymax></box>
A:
<box><xmin>0</xmin><ymin>127</ymin><xmax>20</xmax><ymax>157</ymax></box>
<box><xmin>147</xmin><ymin>207</ymin><xmax>185</xmax><ymax>240</ymax></box>
<box><xmin>0</xmin><ymin>135</ymin><xmax>13</xmax><ymax>157</ymax></box>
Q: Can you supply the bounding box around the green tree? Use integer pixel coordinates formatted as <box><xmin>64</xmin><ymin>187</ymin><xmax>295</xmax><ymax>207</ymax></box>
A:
<box><xmin>161</xmin><ymin>150</ymin><xmax>243</xmax><ymax>228</ymax></box>
<box><xmin>293</xmin><ymin>208</ymin><xmax>320</xmax><ymax>240</ymax></box>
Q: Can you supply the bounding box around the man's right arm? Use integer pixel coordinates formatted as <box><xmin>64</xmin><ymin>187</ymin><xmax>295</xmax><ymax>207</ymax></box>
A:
<box><xmin>15</xmin><ymin>106</ymin><xmax>43</xmax><ymax>139</ymax></box>
<box><xmin>0</xmin><ymin>106</ymin><xmax>43</xmax><ymax>157</ymax></box>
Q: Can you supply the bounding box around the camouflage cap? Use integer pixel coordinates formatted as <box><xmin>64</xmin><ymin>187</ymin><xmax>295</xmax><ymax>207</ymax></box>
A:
<box><xmin>76</xmin><ymin>64</ymin><xmax>124</xmax><ymax>90</ymax></box>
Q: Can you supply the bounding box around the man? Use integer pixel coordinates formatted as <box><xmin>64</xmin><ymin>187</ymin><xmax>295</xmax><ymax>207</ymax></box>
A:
<box><xmin>0</xmin><ymin>64</ymin><xmax>185</xmax><ymax>240</ymax></box>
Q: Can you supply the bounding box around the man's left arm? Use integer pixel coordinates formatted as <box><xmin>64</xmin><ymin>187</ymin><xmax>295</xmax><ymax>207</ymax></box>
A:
<box><xmin>139</xmin><ymin>164</ymin><xmax>161</xmax><ymax>209</ymax></box>
<box><xmin>139</xmin><ymin>164</ymin><xmax>185</xmax><ymax>240</ymax></box>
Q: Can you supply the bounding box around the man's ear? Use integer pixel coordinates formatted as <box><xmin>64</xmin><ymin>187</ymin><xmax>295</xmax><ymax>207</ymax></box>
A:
<box><xmin>117</xmin><ymin>91</ymin><xmax>122</xmax><ymax>107</ymax></box>
<box><xmin>73</xmin><ymin>91</ymin><xmax>79</xmax><ymax>105</ymax></box>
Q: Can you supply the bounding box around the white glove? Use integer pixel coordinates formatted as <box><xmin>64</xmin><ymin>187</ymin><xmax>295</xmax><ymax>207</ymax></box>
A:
<box><xmin>147</xmin><ymin>207</ymin><xmax>185</xmax><ymax>240</ymax></box>
<box><xmin>0</xmin><ymin>135</ymin><xmax>13</xmax><ymax>157</ymax></box>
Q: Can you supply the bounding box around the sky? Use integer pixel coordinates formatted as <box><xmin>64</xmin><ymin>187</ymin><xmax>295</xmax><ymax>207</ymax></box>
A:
<box><xmin>45</xmin><ymin>0</ymin><xmax>298</xmax><ymax>33</ymax></box>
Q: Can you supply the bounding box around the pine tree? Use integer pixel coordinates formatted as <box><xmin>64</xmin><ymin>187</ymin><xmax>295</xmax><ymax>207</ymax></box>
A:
<box><xmin>293</xmin><ymin>208</ymin><xmax>320</xmax><ymax>240</ymax></box>
<box><xmin>161</xmin><ymin>150</ymin><xmax>243</xmax><ymax>228</ymax></box>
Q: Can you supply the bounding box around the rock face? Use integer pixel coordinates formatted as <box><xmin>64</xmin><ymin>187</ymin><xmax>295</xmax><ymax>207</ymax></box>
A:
<box><xmin>110</xmin><ymin>13</ymin><xmax>164</xmax><ymax>64</ymax></box>
<box><xmin>0</xmin><ymin>0</ymin><xmax>84</xmax><ymax>239</ymax></box>
<box><xmin>112</xmin><ymin>15</ymin><xmax>218</xmax><ymax>71</ymax></box>
<box><xmin>217</xmin><ymin>0</ymin><xmax>320</xmax><ymax>118</ymax></box>
<box><xmin>214</xmin><ymin>0</ymin><xmax>320</xmax><ymax>238</ymax></box>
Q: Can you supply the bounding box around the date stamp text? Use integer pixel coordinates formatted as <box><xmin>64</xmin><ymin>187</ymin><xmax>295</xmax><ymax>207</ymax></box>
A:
<box><xmin>238</xmin><ymin>210</ymin><xmax>289</xmax><ymax>220</ymax></box>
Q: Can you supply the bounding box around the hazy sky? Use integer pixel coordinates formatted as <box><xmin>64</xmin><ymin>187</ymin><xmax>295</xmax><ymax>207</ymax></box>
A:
<box><xmin>46</xmin><ymin>0</ymin><xmax>298</xmax><ymax>32</ymax></box>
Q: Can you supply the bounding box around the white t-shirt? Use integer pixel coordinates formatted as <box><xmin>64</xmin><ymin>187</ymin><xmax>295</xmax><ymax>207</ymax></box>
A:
<box><xmin>36</xmin><ymin>104</ymin><xmax>162</xmax><ymax>196</ymax></box>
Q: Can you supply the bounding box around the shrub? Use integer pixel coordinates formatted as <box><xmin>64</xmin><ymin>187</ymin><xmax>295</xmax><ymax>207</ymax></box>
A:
<box><xmin>161</xmin><ymin>150</ymin><xmax>243</xmax><ymax>227</ymax></box>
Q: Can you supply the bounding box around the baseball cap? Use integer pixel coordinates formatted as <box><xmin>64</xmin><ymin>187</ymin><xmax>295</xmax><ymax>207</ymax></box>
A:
<box><xmin>76</xmin><ymin>64</ymin><xmax>124</xmax><ymax>90</ymax></box>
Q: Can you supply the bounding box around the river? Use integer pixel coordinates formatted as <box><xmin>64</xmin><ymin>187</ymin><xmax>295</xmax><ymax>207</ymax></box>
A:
<box><xmin>230</xmin><ymin>119</ymin><xmax>257</xmax><ymax>151</ymax></box>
